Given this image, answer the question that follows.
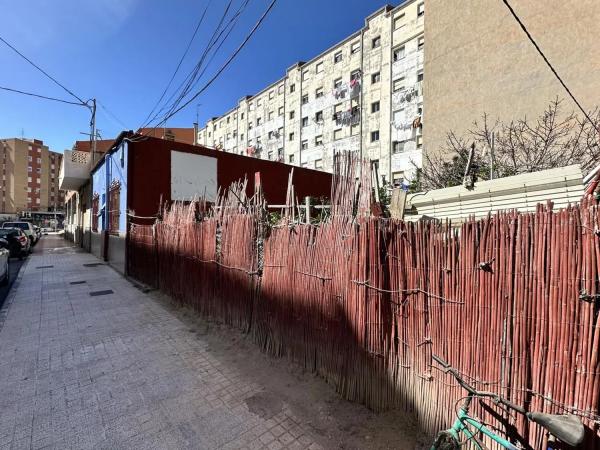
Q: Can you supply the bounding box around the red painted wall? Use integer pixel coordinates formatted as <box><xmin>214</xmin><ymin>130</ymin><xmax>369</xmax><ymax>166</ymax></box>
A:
<box><xmin>128</xmin><ymin>137</ymin><xmax>332</xmax><ymax>217</ymax></box>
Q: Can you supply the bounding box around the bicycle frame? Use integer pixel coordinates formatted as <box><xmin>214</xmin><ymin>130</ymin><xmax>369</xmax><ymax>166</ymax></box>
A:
<box><xmin>433</xmin><ymin>397</ymin><xmax>519</xmax><ymax>450</ymax></box>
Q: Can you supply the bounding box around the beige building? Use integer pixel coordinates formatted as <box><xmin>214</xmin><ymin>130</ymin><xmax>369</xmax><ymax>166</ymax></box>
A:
<box><xmin>0</xmin><ymin>138</ymin><xmax>65</xmax><ymax>214</ymax></box>
<box><xmin>198</xmin><ymin>1</ymin><xmax>425</xmax><ymax>186</ymax></box>
<box><xmin>423</xmin><ymin>0</ymin><xmax>600</xmax><ymax>157</ymax></box>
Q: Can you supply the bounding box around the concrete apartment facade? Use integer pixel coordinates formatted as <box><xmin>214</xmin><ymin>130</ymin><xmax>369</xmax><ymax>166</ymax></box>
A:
<box><xmin>198</xmin><ymin>1</ymin><xmax>425</xmax><ymax>186</ymax></box>
<box><xmin>423</xmin><ymin>0</ymin><xmax>600</xmax><ymax>157</ymax></box>
<box><xmin>0</xmin><ymin>138</ymin><xmax>64</xmax><ymax>214</ymax></box>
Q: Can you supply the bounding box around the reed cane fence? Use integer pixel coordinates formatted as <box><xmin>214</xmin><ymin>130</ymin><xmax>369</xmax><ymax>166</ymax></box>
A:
<box><xmin>127</xmin><ymin>157</ymin><xmax>600</xmax><ymax>449</ymax></box>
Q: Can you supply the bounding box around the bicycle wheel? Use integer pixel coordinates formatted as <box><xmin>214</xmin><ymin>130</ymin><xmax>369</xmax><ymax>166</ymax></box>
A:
<box><xmin>431</xmin><ymin>431</ymin><xmax>460</xmax><ymax>450</ymax></box>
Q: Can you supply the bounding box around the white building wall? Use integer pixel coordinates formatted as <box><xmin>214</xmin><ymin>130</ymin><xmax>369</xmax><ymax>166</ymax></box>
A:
<box><xmin>197</xmin><ymin>1</ymin><xmax>425</xmax><ymax>186</ymax></box>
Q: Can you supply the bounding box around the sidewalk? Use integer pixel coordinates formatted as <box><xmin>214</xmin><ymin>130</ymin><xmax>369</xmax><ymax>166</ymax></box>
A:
<box><xmin>0</xmin><ymin>236</ymin><xmax>420</xmax><ymax>450</ymax></box>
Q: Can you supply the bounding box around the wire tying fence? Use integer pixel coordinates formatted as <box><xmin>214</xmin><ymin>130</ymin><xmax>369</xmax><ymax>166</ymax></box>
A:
<box><xmin>127</xmin><ymin>154</ymin><xmax>600</xmax><ymax>448</ymax></box>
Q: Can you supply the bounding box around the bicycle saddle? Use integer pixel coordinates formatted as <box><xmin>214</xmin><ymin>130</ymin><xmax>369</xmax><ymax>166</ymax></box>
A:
<box><xmin>527</xmin><ymin>412</ymin><xmax>584</xmax><ymax>447</ymax></box>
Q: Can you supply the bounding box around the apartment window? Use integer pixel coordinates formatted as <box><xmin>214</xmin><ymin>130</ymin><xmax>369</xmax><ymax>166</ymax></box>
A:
<box><xmin>51</xmin><ymin>164</ymin><xmax>55</xmax><ymax>169</ymax></box>
<box><xmin>301</xmin><ymin>94</ymin><xmax>309</xmax><ymax>105</ymax></box>
<box><xmin>394</xmin><ymin>13</ymin><xmax>405</xmax><ymax>30</ymax></box>
<box><xmin>316</xmin><ymin>61</ymin><xmax>323</xmax><ymax>74</ymax></box>
<box><xmin>350</xmin><ymin>69</ymin><xmax>361</xmax><ymax>81</ymax></box>
<box><xmin>268</xmin><ymin>131</ymin><xmax>274</xmax><ymax>140</ymax></box>
<box><xmin>27</xmin><ymin>166</ymin><xmax>32</xmax><ymax>173</ymax></box>
<box><xmin>334</xmin><ymin>103</ymin><xmax>343</xmax><ymax>114</ymax></box>
<box><xmin>334</xmin><ymin>129</ymin><xmax>342</xmax><ymax>140</ymax></box>
<box><xmin>226</xmin><ymin>133</ymin><xmax>231</xmax><ymax>140</ymax></box>
<box><xmin>418</xmin><ymin>36</ymin><xmax>425</xmax><ymax>50</ymax></box>
<box><xmin>268</xmin><ymin>151</ymin><xmax>273</xmax><ymax>160</ymax></box>
<box><xmin>248</xmin><ymin>123</ymin><xmax>253</xmax><ymax>130</ymax></box>
<box><xmin>257</xmin><ymin>98</ymin><xmax>262</xmax><ymax>107</ymax></box>
<box><xmin>417</xmin><ymin>71</ymin><xmax>424</xmax><ymax>82</ymax></box>
<box><xmin>289</xmin><ymin>132</ymin><xmax>295</xmax><ymax>141</ymax></box>
<box><xmin>351</xmin><ymin>123</ymin><xmax>360</xmax><ymax>136</ymax></box>
<box><xmin>278</xmin><ymin>106</ymin><xmax>284</xmax><ymax>115</ymax></box>
<box><xmin>28</xmin><ymin>156</ymin><xmax>32</xmax><ymax>162</ymax></box>
<box><xmin>301</xmin><ymin>117</ymin><xmax>309</xmax><ymax>127</ymax></box>
<box><xmin>315</xmin><ymin>159</ymin><xmax>323</xmax><ymax>169</ymax></box>
<box><xmin>36</xmin><ymin>178</ymin><xmax>40</xmax><ymax>184</ymax></box>
<box><xmin>27</xmin><ymin>187</ymin><xmax>31</xmax><ymax>193</ymax></box>
<box><xmin>27</xmin><ymin>177</ymin><xmax>32</xmax><ymax>183</ymax></box>
<box><xmin>371</xmin><ymin>130</ymin><xmax>380</xmax><ymax>142</ymax></box>
<box><xmin>417</xmin><ymin>135</ymin><xmax>423</xmax><ymax>149</ymax></box>
<box><xmin>268</xmin><ymin>111</ymin><xmax>274</xmax><ymax>121</ymax></box>
<box><xmin>371</xmin><ymin>72</ymin><xmax>381</xmax><ymax>84</ymax></box>
<box><xmin>371</xmin><ymin>101</ymin><xmax>380</xmax><ymax>113</ymax></box>
<box><xmin>302</xmin><ymin>69</ymin><xmax>310</xmax><ymax>81</ymax></box>
<box><xmin>240</xmin><ymin>133</ymin><xmax>245</xmax><ymax>140</ymax></box>
<box><xmin>277</xmin><ymin>148</ymin><xmax>283</xmax><ymax>159</ymax></box>
<box><xmin>315</xmin><ymin>135</ymin><xmax>323</xmax><ymax>146</ymax></box>
<box><xmin>256</xmin><ymin>117</ymin><xmax>262</xmax><ymax>126</ymax></box>
<box><xmin>315</xmin><ymin>87</ymin><xmax>324</xmax><ymax>98</ymax></box>
<box><xmin>372</xmin><ymin>36</ymin><xmax>381</xmax><ymax>49</ymax></box>
<box><xmin>241</xmin><ymin>112</ymin><xmax>245</xmax><ymax>119</ymax></box>
<box><xmin>334</xmin><ymin>51</ymin><xmax>343</xmax><ymax>63</ymax></box>
<box><xmin>289</xmin><ymin>110</ymin><xmax>296</xmax><ymax>120</ymax></box>
<box><xmin>417</xmin><ymin>2</ymin><xmax>424</xmax><ymax>17</ymax></box>
<box><xmin>37</xmin><ymin>148</ymin><xmax>41</xmax><ymax>153</ymax></box>
<box><xmin>315</xmin><ymin>110</ymin><xmax>323</xmax><ymax>122</ymax></box>
<box><xmin>351</xmin><ymin>41</ymin><xmax>360</xmax><ymax>54</ymax></box>
<box><xmin>289</xmin><ymin>154</ymin><xmax>295</xmax><ymax>163</ymax></box>
<box><xmin>278</xmin><ymin>84</ymin><xmax>284</xmax><ymax>94</ymax></box>
<box><xmin>278</xmin><ymin>127</ymin><xmax>284</xmax><ymax>137</ymax></box>
<box><xmin>108</xmin><ymin>181</ymin><xmax>121</xmax><ymax>234</ymax></box>
<box><xmin>393</xmin><ymin>45</ymin><xmax>405</xmax><ymax>62</ymax></box>
<box><xmin>233</xmin><ymin>130</ymin><xmax>238</xmax><ymax>138</ymax></box>
<box><xmin>393</xmin><ymin>77</ymin><xmax>405</xmax><ymax>92</ymax></box>
<box><xmin>269</xmin><ymin>90</ymin><xmax>274</xmax><ymax>99</ymax></box>
<box><xmin>393</xmin><ymin>141</ymin><xmax>406</xmax><ymax>153</ymax></box>
<box><xmin>290</xmin><ymin>84</ymin><xmax>296</xmax><ymax>93</ymax></box>
<box><xmin>333</xmin><ymin>78</ymin><xmax>342</xmax><ymax>89</ymax></box>
<box><xmin>227</xmin><ymin>117</ymin><xmax>230</xmax><ymax>124</ymax></box>
<box><xmin>301</xmin><ymin>140</ymin><xmax>308</xmax><ymax>150</ymax></box>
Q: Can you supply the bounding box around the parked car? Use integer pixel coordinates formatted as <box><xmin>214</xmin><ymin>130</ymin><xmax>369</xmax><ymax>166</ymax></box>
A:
<box><xmin>2</xmin><ymin>222</ymin><xmax>37</xmax><ymax>246</ymax></box>
<box><xmin>0</xmin><ymin>239</ymin><xmax>10</xmax><ymax>286</ymax></box>
<box><xmin>34</xmin><ymin>225</ymin><xmax>42</xmax><ymax>240</ymax></box>
<box><xmin>0</xmin><ymin>228</ymin><xmax>30</xmax><ymax>257</ymax></box>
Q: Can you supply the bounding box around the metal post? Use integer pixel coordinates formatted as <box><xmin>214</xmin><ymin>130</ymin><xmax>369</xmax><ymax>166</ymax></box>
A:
<box><xmin>304</xmin><ymin>196</ymin><xmax>311</xmax><ymax>224</ymax></box>
<box><xmin>90</xmin><ymin>99</ymin><xmax>97</xmax><ymax>164</ymax></box>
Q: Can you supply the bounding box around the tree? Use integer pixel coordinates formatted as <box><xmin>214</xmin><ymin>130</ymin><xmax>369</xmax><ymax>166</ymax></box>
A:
<box><xmin>415</xmin><ymin>99</ymin><xmax>600</xmax><ymax>191</ymax></box>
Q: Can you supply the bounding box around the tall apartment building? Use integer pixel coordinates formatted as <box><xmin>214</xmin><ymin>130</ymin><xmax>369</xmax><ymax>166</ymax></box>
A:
<box><xmin>0</xmin><ymin>138</ymin><xmax>65</xmax><ymax>214</ymax></box>
<box><xmin>423</xmin><ymin>0</ymin><xmax>600</xmax><ymax>158</ymax></box>
<box><xmin>197</xmin><ymin>1</ymin><xmax>425</xmax><ymax>186</ymax></box>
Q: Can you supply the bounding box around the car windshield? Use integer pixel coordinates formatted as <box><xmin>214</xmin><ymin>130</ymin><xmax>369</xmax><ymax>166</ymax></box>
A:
<box><xmin>3</xmin><ymin>223</ymin><xmax>29</xmax><ymax>231</ymax></box>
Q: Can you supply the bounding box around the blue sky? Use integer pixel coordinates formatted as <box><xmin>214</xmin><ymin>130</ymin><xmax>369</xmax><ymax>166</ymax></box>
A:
<box><xmin>0</xmin><ymin>0</ymin><xmax>398</xmax><ymax>152</ymax></box>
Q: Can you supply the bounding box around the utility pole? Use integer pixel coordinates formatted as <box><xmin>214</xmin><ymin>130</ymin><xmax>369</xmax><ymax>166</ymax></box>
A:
<box><xmin>489</xmin><ymin>132</ymin><xmax>495</xmax><ymax>180</ymax></box>
<box><xmin>89</xmin><ymin>98</ymin><xmax>97</xmax><ymax>164</ymax></box>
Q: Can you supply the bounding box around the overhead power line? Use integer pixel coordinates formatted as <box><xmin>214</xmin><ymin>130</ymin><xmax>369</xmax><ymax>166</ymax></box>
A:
<box><xmin>98</xmin><ymin>100</ymin><xmax>129</xmax><ymax>129</ymax></box>
<box><xmin>0</xmin><ymin>85</ymin><xmax>86</xmax><ymax>107</ymax></box>
<box><xmin>141</xmin><ymin>0</ymin><xmax>214</xmax><ymax>127</ymax></box>
<box><xmin>501</xmin><ymin>0</ymin><xmax>595</xmax><ymax>126</ymax></box>
<box><xmin>0</xmin><ymin>34</ymin><xmax>87</xmax><ymax>106</ymax></box>
<box><xmin>153</xmin><ymin>0</ymin><xmax>277</xmax><ymax>128</ymax></box>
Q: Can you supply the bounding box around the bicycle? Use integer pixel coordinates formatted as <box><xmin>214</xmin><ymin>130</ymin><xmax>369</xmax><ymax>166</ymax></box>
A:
<box><xmin>430</xmin><ymin>355</ymin><xmax>585</xmax><ymax>449</ymax></box>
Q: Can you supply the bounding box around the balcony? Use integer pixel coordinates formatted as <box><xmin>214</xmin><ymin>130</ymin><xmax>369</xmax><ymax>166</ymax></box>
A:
<box><xmin>59</xmin><ymin>150</ymin><xmax>92</xmax><ymax>191</ymax></box>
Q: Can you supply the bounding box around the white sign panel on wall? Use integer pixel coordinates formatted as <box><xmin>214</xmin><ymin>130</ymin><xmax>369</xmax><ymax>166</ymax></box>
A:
<box><xmin>171</xmin><ymin>151</ymin><xmax>218</xmax><ymax>202</ymax></box>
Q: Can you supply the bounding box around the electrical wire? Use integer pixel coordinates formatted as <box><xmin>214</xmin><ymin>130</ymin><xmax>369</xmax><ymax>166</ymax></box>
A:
<box><xmin>141</xmin><ymin>0</ymin><xmax>214</xmax><ymax>127</ymax></box>
<box><xmin>500</xmin><ymin>0</ymin><xmax>596</xmax><ymax>126</ymax></box>
<box><xmin>140</xmin><ymin>0</ymin><xmax>239</xmax><ymax>131</ymax></box>
<box><xmin>98</xmin><ymin>100</ymin><xmax>129</xmax><ymax>129</ymax></box>
<box><xmin>0</xmin><ymin>34</ymin><xmax>87</xmax><ymax>106</ymax></box>
<box><xmin>0</xmin><ymin>85</ymin><xmax>86</xmax><ymax>107</ymax></box>
<box><xmin>152</xmin><ymin>0</ymin><xmax>277</xmax><ymax>128</ymax></box>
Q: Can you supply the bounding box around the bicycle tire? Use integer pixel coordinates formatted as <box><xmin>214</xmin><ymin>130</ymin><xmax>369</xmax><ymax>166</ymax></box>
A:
<box><xmin>431</xmin><ymin>431</ymin><xmax>460</xmax><ymax>450</ymax></box>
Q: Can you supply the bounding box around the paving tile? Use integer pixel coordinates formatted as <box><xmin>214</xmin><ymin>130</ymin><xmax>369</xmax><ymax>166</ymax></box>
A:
<box><xmin>0</xmin><ymin>241</ymin><xmax>323</xmax><ymax>450</ymax></box>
